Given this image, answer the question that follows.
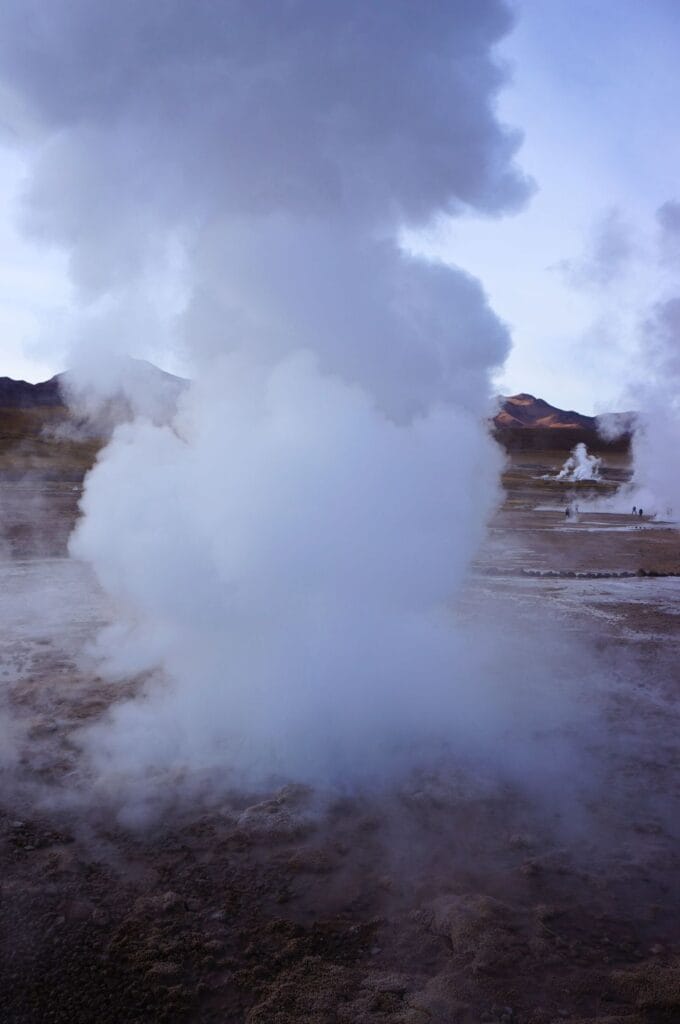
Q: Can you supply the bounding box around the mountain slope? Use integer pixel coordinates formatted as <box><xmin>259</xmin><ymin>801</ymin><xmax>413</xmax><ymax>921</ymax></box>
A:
<box><xmin>0</xmin><ymin>361</ymin><xmax>189</xmax><ymax>482</ymax></box>
<box><xmin>0</xmin><ymin>372</ymin><xmax>632</xmax><ymax>456</ymax></box>
<box><xmin>494</xmin><ymin>393</ymin><xmax>596</xmax><ymax>431</ymax></box>
<box><xmin>0</xmin><ymin>374</ymin><xmax>64</xmax><ymax>409</ymax></box>
<box><xmin>0</xmin><ymin>360</ymin><xmax>187</xmax><ymax>413</ymax></box>
<box><xmin>493</xmin><ymin>394</ymin><xmax>631</xmax><ymax>452</ymax></box>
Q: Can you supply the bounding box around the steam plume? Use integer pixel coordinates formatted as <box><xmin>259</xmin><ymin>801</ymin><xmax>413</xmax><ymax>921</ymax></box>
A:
<box><xmin>620</xmin><ymin>204</ymin><xmax>680</xmax><ymax>518</ymax></box>
<box><xmin>556</xmin><ymin>443</ymin><xmax>601</xmax><ymax>482</ymax></box>
<box><xmin>559</xmin><ymin>201</ymin><xmax>680</xmax><ymax>521</ymax></box>
<box><xmin>0</xmin><ymin>1</ymin><xmax>532</xmax><ymax>791</ymax></box>
<box><xmin>628</xmin><ymin>298</ymin><xmax>680</xmax><ymax>518</ymax></box>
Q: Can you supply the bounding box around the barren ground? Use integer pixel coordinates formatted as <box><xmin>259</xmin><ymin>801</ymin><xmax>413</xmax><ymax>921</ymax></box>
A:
<box><xmin>1</xmin><ymin>449</ymin><xmax>679</xmax><ymax>1024</ymax></box>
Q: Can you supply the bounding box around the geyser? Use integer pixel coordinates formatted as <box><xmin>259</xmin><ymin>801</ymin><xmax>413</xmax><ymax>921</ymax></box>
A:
<box><xmin>556</xmin><ymin>443</ymin><xmax>602</xmax><ymax>482</ymax></box>
<box><xmin>627</xmin><ymin>298</ymin><xmax>680</xmax><ymax>520</ymax></box>
<box><xmin>0</xmin><ymin>0</ymin><xmax>532</xmax><ymax>791</ymax></box>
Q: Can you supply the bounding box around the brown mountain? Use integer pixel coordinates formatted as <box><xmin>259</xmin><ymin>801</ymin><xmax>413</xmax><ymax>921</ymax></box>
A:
<box><xmin>494</xmin><ymin>393</ymin><xmax>596</xmax><ymax>431</ymax></box>
<box><xmin>493</xmin><ymin>394</ymin><xmax>632</xmax><ymax>453</ymax></box>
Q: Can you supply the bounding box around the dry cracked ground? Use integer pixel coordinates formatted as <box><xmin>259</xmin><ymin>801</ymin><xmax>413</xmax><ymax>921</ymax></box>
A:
<box><xmin>1</xmin><ymin>449</ymin><xmax>679</xmax><ymax>1024</ymax></box>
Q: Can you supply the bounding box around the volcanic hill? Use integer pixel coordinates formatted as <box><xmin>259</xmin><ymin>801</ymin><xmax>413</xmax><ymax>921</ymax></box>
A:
<box><xmin>493</xmin><ymin>393</ymin><xmax>631</xmax><ymax>452</ymax></box>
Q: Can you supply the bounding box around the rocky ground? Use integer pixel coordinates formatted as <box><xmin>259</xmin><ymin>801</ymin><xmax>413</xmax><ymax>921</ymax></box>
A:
<box><xmin>1</xmin><ymin>450</ymin><xmax>679</xmax><ymax>1023</ymax></box>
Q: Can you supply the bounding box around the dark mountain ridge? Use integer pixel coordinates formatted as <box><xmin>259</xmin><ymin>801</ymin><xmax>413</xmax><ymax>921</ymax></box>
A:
<box><xmin>0</xmin><ymin>374</ymin><xmax>64</xmax><ymax>409</ymax></box>
<box><xmin>0</xmin><ymin>372</ymin><xmax>632</xmax><ymax>453</ymax></box>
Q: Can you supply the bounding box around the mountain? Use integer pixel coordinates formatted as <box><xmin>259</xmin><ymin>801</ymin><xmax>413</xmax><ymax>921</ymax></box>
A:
<box><xmin>0</xmin><ymin>370</ymin><xmax>632</xmax><ymax>456</ymax></box>
<box><xmin>57</xmin><ymin>360</ymin><xmax>188</xmax><ymax>431</ymax></box>
<box><xmin>493</xmin><ymin>394</ymin><xmax>632</xmax><ymax>453</ymax></box>
<box><xmin>0</xmin><ymin>374</ymin><xmax>64</xmax><ymax>409</ymax></box>
<box><xmin>494</xmin><ymin>393</ymin><xmax>596</xmax><ymax>431</ymax></box>
<box><xmin>0</xmin><ymin>361</ymin><xmax>189</xmax><ymax>482</ymax></box>
<box><xmin>0</xmin><ymin>360</ymin><xmax>187</xmax><ymax>415</ymax></box>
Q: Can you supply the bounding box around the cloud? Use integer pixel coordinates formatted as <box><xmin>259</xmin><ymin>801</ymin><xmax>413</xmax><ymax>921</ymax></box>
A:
<box><xmin>554</xmin><ymin>206</ymin><xmax>635</xmax><ymax>289</ymax></box>
<box><xmin>0</xmin><ymin>1</ymin><xmax>531</xmax><ymax>299</ymax></box>
<box><xmin>623</xmin><ymin>228</ymin><xmax>680</xmax><ymax>517</ymax></box>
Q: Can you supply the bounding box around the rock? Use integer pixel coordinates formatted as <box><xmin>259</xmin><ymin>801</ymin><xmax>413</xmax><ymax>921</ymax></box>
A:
<box><xmin>534</xmin><ymin>902</ymin><xmax>558</xmax><ymax>922</ymax></box>
<box><xmin>92</xmin><ymin>907</ymin><xmax>110</xmax><ymax>926</ymax></box>
<box><xmin>237</xmin><ymin>790</ymin><xmax>313</xmax><ymax>841</ymax></box>
<box><xmin>612</xmin><ymin>959</ymin><xmax>680</xmax><ymax>1012</ymax></box>
<box><xmin>157</xmin><ymin>890</ymin><xmax>183</xmax><ymax>912</ymax></box>
<box><xmin>68</xmin><ymin>899</ymin><xmax>95</xmax><ymax>922</ymax></box>
<box><xmin>246</xmin><ymin>957</ymin><xmax>354</xmax><ymax>1023</ymax></box>
<box><xmin>408</xmin><ymin>968</ymin><xmax>472</xmax><ymax>1023</ymax></box>
<box><xmin>146</xmin><ymin>960</ymin><xmax>181</xmax><ymax>978</ymax></box>
<box><xmin>425</xmin><ymin>892</ymin><xmax>523</xmax><ymax>976</ymax></box>
<box><xmin>134</xmin><ymin>890</ymin><xmax>183</xmax><ymax>915</ymax></box>
<box><xmin>361</xmin><ymin>971</ymin><xmax>413</xmax><ymax>995</ymax></box>
<box><xmin>287</xmin><ymin>846</ymin><xmax>334</xmax><ymax>874</ymax></box>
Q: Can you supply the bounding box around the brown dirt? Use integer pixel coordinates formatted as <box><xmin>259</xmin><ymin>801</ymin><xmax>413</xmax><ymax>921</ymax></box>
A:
<box><xmin>1</xmin><ymin>449</ymin><xmax>679</xmax><ymax>1023</ymax></box>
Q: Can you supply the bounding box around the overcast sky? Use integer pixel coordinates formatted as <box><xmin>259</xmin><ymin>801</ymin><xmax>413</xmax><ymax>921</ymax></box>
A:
<box><xmin>1</xmin><ymin>0</ymin><xmax>679</xmax><ymax>414</ymax></box>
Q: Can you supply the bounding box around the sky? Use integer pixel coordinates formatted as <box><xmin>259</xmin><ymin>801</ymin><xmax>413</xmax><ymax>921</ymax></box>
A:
<box><xmin>0</xmin><ymin>0</ymin><xmax>679</xmax><ymax>414</ymax></box>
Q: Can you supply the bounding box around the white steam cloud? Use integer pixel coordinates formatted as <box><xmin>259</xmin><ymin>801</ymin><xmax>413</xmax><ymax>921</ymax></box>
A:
<box><xmin>556</xmin><ymin>442</ymin><xmax>601</xmax><ymax>482</ymax></box>
<box><xmin>557</xmin><ymin>200</ymin><xmax>680</xmax><ymax>521</ymax></box>
<box><xmin>626</xmin><ymin>205</ymin><xmax>680</xmax><ymax>519</ymax></box>
<box><xmin>628</xmin><ymin>297</ymin><xmax>680</xmax><ymax>518</ymax></box>
<box><xmin>0</xmin><ymin>1</ymin><xmax>532</xmax><ymax>792</ymax></box>
<box><xmin>612</xmin><ymin>204</ymin><xmax>680</xmax><ymax>519</ymax></box>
